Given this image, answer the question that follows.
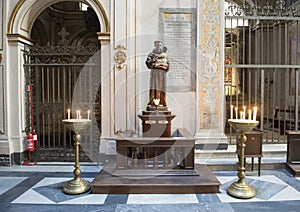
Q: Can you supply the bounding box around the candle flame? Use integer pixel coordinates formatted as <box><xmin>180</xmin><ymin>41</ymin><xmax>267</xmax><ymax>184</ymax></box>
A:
<box><xmin>153</xmin><ymin>98</ymin><xmax>160</xmax><ymax>106</ymax></box>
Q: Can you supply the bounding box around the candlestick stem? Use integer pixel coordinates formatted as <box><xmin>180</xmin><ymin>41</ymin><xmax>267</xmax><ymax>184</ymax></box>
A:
<box><xmin>62</xmin><ymin>119</ymin><xmax>91</xmax><ymax>195</ymax></box>
<box><xmin>227</xmin><ymin>119</ymin><xmax>258</xmax><ymax>199</ymax></box>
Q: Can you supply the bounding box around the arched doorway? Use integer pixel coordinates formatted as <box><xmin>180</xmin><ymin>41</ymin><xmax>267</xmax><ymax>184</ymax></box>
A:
<box><xmin>24</xmin><ymin>1</ymin><xmax>101</xmax><ymax>162</ymax></box>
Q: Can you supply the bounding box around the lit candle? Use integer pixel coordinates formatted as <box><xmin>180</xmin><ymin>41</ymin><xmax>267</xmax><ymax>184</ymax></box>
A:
<box><xmin>67</xmin><ymin>109</ymin><xmax>70</xmax><ymax>119</ymax></box>
<box><xmin>153</xmin><ymin>98</ymin><xmax>160</xmax><ymax>106</ymax></box>
<box><xmin>87</xmin><ymin>110</ymin><xmax>90</xmax><ymax>120</ymax></box>
<box><xmin>248</xmin><ymin>109</ymin><xmax>252</xmax><ymax>120</ymax></box>
<box><xmin>253</xmin><ymin>107</ymin><xmax>257</xmax><ymax>121</ymax></box>
<box><xmin>230</xmin><ymin>105</ymin><xmax>233</xmax><ymax>119</ymax></box>
<box><xmin>240</xmin><ymin>111</ymin><xmax>244</xmax><ymax>119</ymax></box>
<box><xmin>243</xmin><ymin>106</ymin><xmax>246</xmax><ymax>119</ymax></box>
<box><xmin>235</xmin><ymin>107</ymin><xmax>238</xmax><ymax>119</ymax></box>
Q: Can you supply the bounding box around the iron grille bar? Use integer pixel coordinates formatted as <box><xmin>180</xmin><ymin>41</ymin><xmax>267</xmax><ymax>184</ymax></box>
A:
<box><xmin>24</xmin><ymin>53</ymin><xmax>98</xmax><ymax>56</ymax></box>
<box><xmin>226</xmin><ymin>16</ymin><xmax>300</xmax><ymax>21</ymax></box>
<box><xmin>41</xmin><ymin>67</ymin><xmax>45</xmax><ymax>148</ymax></box>
<box><xmin>23</xmin><ymin>42</ymin><xmax>100</xmax><ymax>161</ymax></box>
<box><xmin>225</xmin><ymin>1</ymin><xmax>300</xmax><ymax>143</ymax></box>
<box><xmin>52</xmin><ymin>66</ymin><xmax>55</xmax><ymax>148</ymax></box>
<box><xmin>63</xmin><ymin>66</ymin><xmax>67</xmax><ymax>161</ymax></box>
<box><xmin>47</xmin><ymin>67</ymin><xmax>50</xmax><ymax>148</ymax></box>
<box><xmin>225</xmin><ymin>64</ymin><xmax>300</xmax><ymax>68</ymax></box>
<box><xmin>58</xmin><ymin>67</ymin><xmax>61</xmax><ymax>148</ymax></box>
<box><xmin>23</xmin><ymin>64</ymin><xmax>98</xmax><ymax>66</ymax></box>
<box><xmin>295</xmin><ymin>70</ymin><xmax>299</xmax><ymax>131</ymax></box>
<box><xmin>260</xmin><ymin>69</ymin><xmax>264</xmax><ymax>132</ymax></box>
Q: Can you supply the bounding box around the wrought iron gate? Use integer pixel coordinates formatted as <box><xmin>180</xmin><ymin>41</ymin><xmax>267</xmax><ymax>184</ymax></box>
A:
<box><xmin>225</xmin><ymin>0</ymin><xmax>300</xmax><ymax>143</ymax></box>
<box><xmin>23</xmin><ymin>43</ymin><xmax>101</xmax><ymax>161</ymax></box>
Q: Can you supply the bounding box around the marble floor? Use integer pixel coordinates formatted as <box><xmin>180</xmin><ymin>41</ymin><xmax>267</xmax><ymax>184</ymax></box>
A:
<box><xmin>0</xmin><ymin>162</ymin><xmax>299</xmax><ymax>212</ymax></box>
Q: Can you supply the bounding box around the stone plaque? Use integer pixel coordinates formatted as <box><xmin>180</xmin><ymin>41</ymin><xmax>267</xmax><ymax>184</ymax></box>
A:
<box><xmin>159</xmin><ymin>8</ymin><xmax>196</xmax><ymax>91</ymax></box>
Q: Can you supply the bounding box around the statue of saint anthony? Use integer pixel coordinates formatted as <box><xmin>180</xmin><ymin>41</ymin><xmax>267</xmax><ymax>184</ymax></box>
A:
<box><xmin>145</xmin><ymin>41</ymin><xmax>169</xmax><ymax>110</ymax></box>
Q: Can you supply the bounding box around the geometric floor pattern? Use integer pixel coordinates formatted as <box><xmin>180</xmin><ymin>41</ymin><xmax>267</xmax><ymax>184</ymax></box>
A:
<box><xmin>0</xmin><ymin>164</ymin><xmax>300</xmax><ymax>211</ymax></box>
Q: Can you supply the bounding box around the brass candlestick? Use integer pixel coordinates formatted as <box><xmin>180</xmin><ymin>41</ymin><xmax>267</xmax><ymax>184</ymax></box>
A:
<box><xmin>62</xmin><ymin>119</ymin><xmax>91</xmax><ymax>195</ymax></box>
<box><xmin>227</xmin><ymin>119</ymin><xmax>259</xmax><ymax>199</ymax></box>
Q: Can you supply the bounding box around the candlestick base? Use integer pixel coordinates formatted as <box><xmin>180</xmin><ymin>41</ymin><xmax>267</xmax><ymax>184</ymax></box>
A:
<box><xmin>227</xmin><ymin>180</ymin><xmax>256</xmax><ymax>199</ymax></box>
<box><xmin>63</xmin><ymin>177</ymin><xmax>91</xmax><ymax>195</ymax></box>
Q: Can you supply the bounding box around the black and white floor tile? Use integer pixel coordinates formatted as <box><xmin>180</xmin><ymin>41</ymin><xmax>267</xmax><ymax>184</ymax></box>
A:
<box><xmin>0</xmin><ymin>164</ymin><xmax>299</xmax><ymax>212</ymax></box>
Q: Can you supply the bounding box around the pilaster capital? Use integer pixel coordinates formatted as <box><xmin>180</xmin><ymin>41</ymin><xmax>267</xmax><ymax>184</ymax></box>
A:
<box><xmin>97</xmin><ymin>32</ymin><xmax>110</xmax><ymax>45</ymax></box>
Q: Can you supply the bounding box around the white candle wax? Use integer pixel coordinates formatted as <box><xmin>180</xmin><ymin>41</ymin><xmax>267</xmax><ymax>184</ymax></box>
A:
<box><xmin>67</xmin><ymin>109</ymin><xmax>70</xmax><ymax>119</ymax></box>
<box><xmin>240</xmin><ymin>111</ymin><xmax>243</xmax><ymax>119</ymax></box>
<box><xmin>248</xmin><ymin>109</ymin><xmax>252</xmax><ymax>120</ymax></box>
<box><xmin>235</xmin><ymin>107</ymin><xmax>238</xmax><ymax>119</ymax></box>
<box><xmin>87</xmin><ymin>110</ymin><xmax>90</xmax><ymax>120</ymax></box>
<box><xmin>243</xmin><ymin>106</ymin><xmax>246</xmax><ymax>119</ymax></box>
<box><xmin>253</xmin><ymin>107</ymin><xmax>257</xmax><ymax>121</ymax></box>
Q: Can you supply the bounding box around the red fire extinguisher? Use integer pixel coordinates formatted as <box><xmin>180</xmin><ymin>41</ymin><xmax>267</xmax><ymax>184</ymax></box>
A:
<box><xmin>26</xmin><ymin>130</ymin><xmax>38</xmax><ymax>152</ymax></box>
<box><xmin>23</xmin><ymin>83</ymin><xmax>38</xmax><ymax>166</ymax></box>
<box><xmin>27</xmin><ymin>133</ymin><xmax>35</xmax><ymax>152</ymax></box>
<box><xmin>23</xmin><ymin>130</ymin><xmax>38</xmax><ymax>165</ymax></box>
<box><xmin>32</xmin><ymin>129</ymin><xmax>38</xmax><ymax>149</ymax></box>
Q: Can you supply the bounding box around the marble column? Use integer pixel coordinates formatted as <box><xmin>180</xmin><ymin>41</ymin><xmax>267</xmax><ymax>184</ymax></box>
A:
<box><xmin>112</xmin><ymin>0</ymin><xmax>137</xmax><ymax>134</ymax></box>
<box><xmin>97</xmin><ymin>32</ymin><xmax>111</xmax><ymax>164</ymax></box>
<box><xmin>5</xmin><ymin>35</ymin><xmax>33</xmax><ymax>164</ymax></box>
<box><xmin>98</xmin><ymin>32</ymin><xmax>112</xmax><ymax>137</ymax></box>
<box><xmin>195</xmin><ymin>0</ymin><xmax>227</xmax><ymax>149</ymax></box>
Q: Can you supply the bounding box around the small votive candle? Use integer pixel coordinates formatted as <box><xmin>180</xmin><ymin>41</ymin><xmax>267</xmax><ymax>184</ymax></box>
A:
<box><xmin>67</xmin><ymin>109</ymin><xmax>70</xmax><ymax>119</ymax></box>
<box><xmin>87</xmin><ymin>110</ymin><xmax>90</xmax><ymax>120</ymax></box>
<box><xmin>253</xmin><ymin>107</ymin><xmax>257</xmax><ymax>121</ymax></box>
<box><xmin>230</xmin><ymin>105</ymin><xmax>233</xmax><ymax>119</ymax></box>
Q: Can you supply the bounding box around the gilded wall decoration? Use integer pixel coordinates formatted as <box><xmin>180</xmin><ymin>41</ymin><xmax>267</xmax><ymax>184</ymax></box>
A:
<box><xmin>200</xmin><ymin>0</ymin><xmax>222</xmax><ymax>129</ymax></box>
<box><xmin>114</xmin><ymin>44</ymin><xmax>127</xmax><ymax>70</ymax></box>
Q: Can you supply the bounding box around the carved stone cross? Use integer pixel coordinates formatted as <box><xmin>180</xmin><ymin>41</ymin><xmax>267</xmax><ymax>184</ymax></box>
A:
<box><xmin>58</xmin><ymin>27</ymin><xmax>69</xmax><ymax>45</ymax></box>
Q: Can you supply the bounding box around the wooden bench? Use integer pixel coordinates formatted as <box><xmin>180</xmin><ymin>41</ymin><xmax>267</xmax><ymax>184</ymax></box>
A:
<box><xmin>265</xmin><ymin>108</ymin><xmax>300</xmax><ymax>135</ymax></box>
<box><xmin>286</xmin><ymin>131</ymin><xmax>300</xmax><ymax>177</ymax></box>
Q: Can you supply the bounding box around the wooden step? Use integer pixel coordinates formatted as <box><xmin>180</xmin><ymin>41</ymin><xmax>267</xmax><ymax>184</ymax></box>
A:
<box><xmin>113</xmin><ymin>169</ymin><xmax>198</xmax><ymax>177</ymax></box>
<box><xmin>91</xmin><ymin>164</ymin><xmax>220</xmax><ymax>194</ymax></box>
<box><xmin>286</xmin><ymin>163</ymin><xmax>300</xmax><ymax>177</ymax></box>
